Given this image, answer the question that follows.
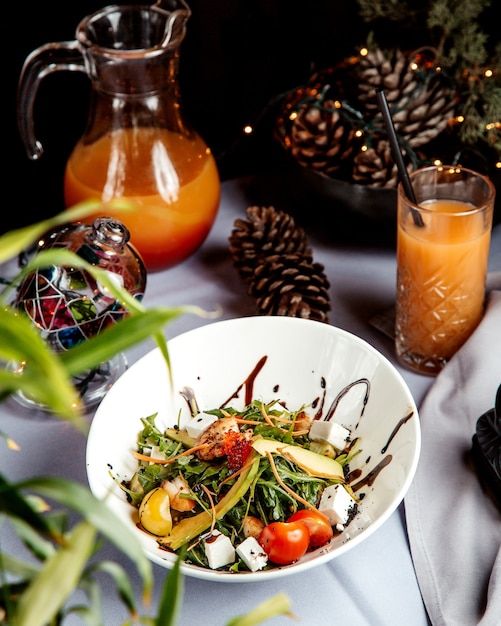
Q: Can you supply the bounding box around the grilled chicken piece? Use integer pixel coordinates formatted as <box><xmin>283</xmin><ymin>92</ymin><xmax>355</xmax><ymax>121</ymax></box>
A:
<box><xmin>195</xmin><ymin>416</ymin><xmax>240</xmax><ymax>461</ymax></box>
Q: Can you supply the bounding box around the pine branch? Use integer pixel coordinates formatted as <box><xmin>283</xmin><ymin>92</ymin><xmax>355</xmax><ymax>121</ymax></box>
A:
<box><xmin>355</xmin><ymin>0</ymin><xmax>500</xmax><ymax>159</ymax></box>
<box><xmin>356</xmin><ymin>0</ymin><xmax>414</xmax><ymax>23</ymax></box>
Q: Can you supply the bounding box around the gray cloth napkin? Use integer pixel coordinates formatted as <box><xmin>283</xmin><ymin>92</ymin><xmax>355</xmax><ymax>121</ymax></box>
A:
<box><xmin>404</xmin><ymin>289</ymin><xmax>501</xmax><ymax>626</ymax></box>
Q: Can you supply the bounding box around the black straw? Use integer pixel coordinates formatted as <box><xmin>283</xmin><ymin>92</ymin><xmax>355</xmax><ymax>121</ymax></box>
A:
<box><xmin>376</xmin><ymin>88</ymin><xmax>424</xmax><ymax>227</ymax></box>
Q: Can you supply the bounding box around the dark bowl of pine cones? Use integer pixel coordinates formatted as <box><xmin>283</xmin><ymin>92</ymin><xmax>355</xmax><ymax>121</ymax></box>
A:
<box><xmin>274</xmin><ymin>47</ymin><xmax>500</xmax><ymax>232</ymax></box>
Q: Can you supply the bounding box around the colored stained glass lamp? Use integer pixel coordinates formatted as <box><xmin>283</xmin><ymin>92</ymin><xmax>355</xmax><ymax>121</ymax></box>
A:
<box><xmin>12</xmin><ymin>217</ymin><xmax>147</xmax><ymax>412</ymax></box>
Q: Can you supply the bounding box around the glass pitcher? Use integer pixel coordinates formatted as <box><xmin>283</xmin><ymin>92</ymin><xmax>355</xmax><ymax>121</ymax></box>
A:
<box><xmin>17</xmin><ymin>0</ymin><xmax>221</xmax><ymax>272</ymax></box>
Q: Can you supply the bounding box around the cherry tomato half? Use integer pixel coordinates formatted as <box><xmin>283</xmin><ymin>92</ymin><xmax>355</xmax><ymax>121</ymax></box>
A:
<box><xmin>287</xmin><ymin>509</ymin><xmax>333</xmax><ymax>548</ymax></box>
<box><xmin>258</xmin><ymin>521</ymin><xmax>310</xmax><ymax>565</ymax></box>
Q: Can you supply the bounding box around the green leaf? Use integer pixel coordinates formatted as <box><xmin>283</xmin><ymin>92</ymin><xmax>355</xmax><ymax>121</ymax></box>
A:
<box><xmin>0</xmin><ymin>307</ymin><xmax>86</xmax><ymax>428</ymax></box>
<box><xmin>225</xmin><ymin>593</ymin><xmax>293</xmax><ymax>626</ymax></box>
<box><xmin>2</xmin><ymin>248</ymin><xmax>143</xmax><ymax>309</ymax></box>
<box><xmin>0</xmin><ymin>200</ymin><xmax>135</xmax><ymax>265</ymax></box>
<box><xmin>87</xmin><ymin>560</ymin><xmax>138</xmax><ymax>616</ymax></box>
<box><xmin>1</xmin><ymin>245</ymin><xmax>215</xmax><ymax>380</ymax></box>
<box><xmin>68</xmin><ymin>576</ymin><xmax>104</xmax><ymax>625</ymax></box>
<box><xmin>1</xmin><ymin>245</ymin><xmax>216</xmax><ymax>421</ymax></box>
<box><xmin>15</xmin><ymin>520</ymin><xmax>96</xmax><ymax>626</ymax></box>
<box><xmin>15</xmin><ymin>476</ymin><xmax>153</xmax><ymax>599</ymax></box>
<box><xmin>8</xmin><ymin>516</ymin><xmax>57</xmax><ymax>562</ymax></box>
<box><xmin>0</xmin><ymin>551</ymin><xmax>40</xmax><ymax>580</ymax></box>
<box><xmin>0</xmin><ymin>474</ymin><xmax>60</xmax><ymax>541</ymax></box>
<box><xmin>155</xmin><ymin>550</ymin><xmax>185</xmax><ymax>626</ymax></box>
<box><xmin>59</xmin><ymin>305</ymin><xmax>206</xmax><ymax>377</ymax></box>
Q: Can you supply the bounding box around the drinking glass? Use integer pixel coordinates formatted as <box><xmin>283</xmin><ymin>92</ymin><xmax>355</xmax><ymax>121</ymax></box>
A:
<box><xmin>395</xmin><ymin>165</ymin><xmax>495</xmax><ymax>376</ymax></box>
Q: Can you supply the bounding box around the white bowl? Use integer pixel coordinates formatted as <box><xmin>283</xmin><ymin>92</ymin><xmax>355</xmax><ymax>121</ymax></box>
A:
<box><xmin>86</xmin><ymin>316</ymin><xmax>420</xmax><ymax>582</ymax></box>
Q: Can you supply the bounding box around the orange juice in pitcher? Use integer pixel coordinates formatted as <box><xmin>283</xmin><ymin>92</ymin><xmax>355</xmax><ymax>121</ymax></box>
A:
<box><xmin>64</xmin><ymin>127</ymin><xmax>221</xmax><ymax>271</ymax></box>
<box><xmin>17</xmin><ymin>1</ymin><xmax>221</xmax><ymax>272</ymax></box>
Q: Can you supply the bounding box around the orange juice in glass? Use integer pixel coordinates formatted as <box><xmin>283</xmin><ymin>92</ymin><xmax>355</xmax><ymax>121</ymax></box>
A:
<box><xmin>64</xmin><ymin>127</ymin><xmax>221</xmax><ymax>273</ymax></box>
<box><xmin>395</xmin><ymin>165</ymin><xmax>495</xmax><ymax>375</ymax></box>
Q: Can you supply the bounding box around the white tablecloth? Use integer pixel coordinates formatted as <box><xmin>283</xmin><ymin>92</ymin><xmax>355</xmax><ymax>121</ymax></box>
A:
<box><xmin>405</xmin><ymin>288</ymin><xmax>501</xmax><ymax>626</ymax></box>
<box><xmin>2</xmin><ymin>177</ymin><xmax>500</xmax><ymax>625</ymax></box>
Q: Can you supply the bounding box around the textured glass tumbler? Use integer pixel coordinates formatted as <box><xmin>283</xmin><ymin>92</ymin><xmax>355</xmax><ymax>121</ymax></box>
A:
<box><xmin>395</xmin><ymin>165</ymin><xmax>495</xmax><ymax>376</ymax></box>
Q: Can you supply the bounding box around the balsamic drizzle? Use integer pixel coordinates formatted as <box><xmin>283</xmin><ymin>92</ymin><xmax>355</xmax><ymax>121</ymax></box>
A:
<box><xmin>180</xmin><ymin>356</ymin><xmax>415</xmax><ymax>496</ymax></box>
<box><xmin>219</xmin><ymin>355</ymin><xmax>268</xmax><ymax>407</ymax></box>
<box><xmin>351</xmin><ymin>456</ymin><xmax>393</xmax><ymax>492</ymax></box>
<box><xmin>381</xmin><ymin>411</ymin><xmax>414</xmax><ymax>454</ymax></box>
<box><xmin>324</xmin><ymin>378</ymin><xmax>370</xmax><ymax>428</ymax></box>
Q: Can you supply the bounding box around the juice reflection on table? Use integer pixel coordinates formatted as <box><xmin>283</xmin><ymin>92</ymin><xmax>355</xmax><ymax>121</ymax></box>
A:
<box><xmin>64</xmin><ymin>127</ymin><xmax>221</xmax><ymax>272</ymax></box>
<box><xmin>396</xmin><ymin>198</ymin><xmax>492</xmax><ymax>375</ymax></box>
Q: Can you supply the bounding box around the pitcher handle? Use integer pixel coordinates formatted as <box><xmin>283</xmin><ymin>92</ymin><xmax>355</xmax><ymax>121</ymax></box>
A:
<box><xmin>17</xmin><ymin>41</ymin><xmax>86</xmax><ymax>160</ymax></box>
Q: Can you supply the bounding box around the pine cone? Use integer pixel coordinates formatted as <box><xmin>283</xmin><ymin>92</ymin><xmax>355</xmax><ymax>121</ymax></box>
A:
<box><xmin>275</xmin><ymin>74</ymin><xmax>360</xmax><ymax>177</ymax></box>
<box><xmin>352</xmin><ymin>134</ymin><xmax>407</xmax><ymax>187</ymax></box>
<box><xmin>392</xmin><ymin>71</ymin><xmax>456</xmax><ymax>148</ymax></box>
<box><xmin>356</xmin><ymin>47</ymin><xmax>456</xmax><ymax>147</ymax></box>
<box><xmin>250</xmin><ymin>254</ymin><xmax>331</xmax><ymax>323</ymax></box>
<box><xmin>229</xmin><ymin>205</ymin><xmax>311</xmax><ymax>284</ymax></box>
<box><xmin>288</xmin><ymin>98</ymin><xmax>357</xmax><ymax>174</ymax></box>
<box><xmin>229</xmin><ymin>206</ymin><xmax>331</xmax><ymax>323</ymax></box>
<box><xmin>356</xmin><ymin>47</ymin><xmax>418</xmax><ymax>115</ymax></box>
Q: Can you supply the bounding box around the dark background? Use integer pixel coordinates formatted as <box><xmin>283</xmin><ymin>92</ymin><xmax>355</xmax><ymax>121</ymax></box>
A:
<box><xmin>6</xmin><ymin>0</ymin><xmax>366</xmax><ymax>234</ymax></box>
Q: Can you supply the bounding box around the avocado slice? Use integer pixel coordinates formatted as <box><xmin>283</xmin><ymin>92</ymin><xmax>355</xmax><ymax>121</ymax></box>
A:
<box><xmin>157</xmin><ymin>452</ymin><xmax>260</xmax><ymax>551</ymax></box>
<box><xmin>280</xmin><ymin>445</ymin><xmax>344</xmax><ymax>480</ymax></box>
<box><xmin>164</xmin><ymin>427</ymin><xmax>196</xmax><ymax>448</ymax></box>
<box><xmin>251</xmin><ymin>437</ymin><xmax>285</xmax><ymax>455</ymax></box>
<box><xmin>252</xmin><ymin>436</ymin><xmax>344</xmax><ymax>480</ymax></box>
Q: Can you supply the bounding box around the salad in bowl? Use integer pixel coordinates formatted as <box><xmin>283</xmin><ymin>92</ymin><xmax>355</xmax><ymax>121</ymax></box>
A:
<box><xmin>86</xmin><ymin>316</ymin><xmax>420</xmax><ymax>581</ymax></box>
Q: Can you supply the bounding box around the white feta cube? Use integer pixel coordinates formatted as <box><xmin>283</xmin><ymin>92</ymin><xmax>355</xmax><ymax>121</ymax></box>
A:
<box><xmin>185</xmin><ymin>412</ymin><xmax>218</xmax><ymax>439</ymax></box>
<box><xmin>204</xmin><ymin>531</ymin><xmax>235</xmax><ymax>570</ymax></box>
<box><xmin>270</xmin><ymin>402</ymin><xmax>288</xmax><ymax>414</ymax></box>
<box><xmin>318</xmin><ymin>484</ymin><xmax>357</xmax><ymax>526</ymax></box>
<box><xmin>309</xmin><ymin>420</ymin><xmax>351</xmax><ymax>452</ymax></box>
<box><xmin>148</xmin><ymin>445</ymin><xmax>167</xmax><ymax>462</ymax></box>
<box><xmin>236</xmin><ymin>536</ymin><xmax>268</xmax><ymax>572</ymax></box>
